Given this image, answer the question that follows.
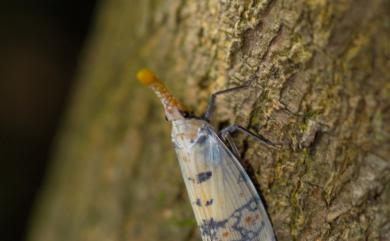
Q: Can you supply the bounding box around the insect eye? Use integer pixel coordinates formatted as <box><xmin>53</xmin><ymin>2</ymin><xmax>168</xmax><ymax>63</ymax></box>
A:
<box><xmin>180</xmin><ymin>110</ymin><xmax>194</xmax><ymax>118</ymax></box>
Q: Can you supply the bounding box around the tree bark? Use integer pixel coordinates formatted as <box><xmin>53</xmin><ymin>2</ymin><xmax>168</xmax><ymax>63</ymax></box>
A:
<box><xmin>28</xmin><ymin>0</ymin><xmax>390</xmax><ymax>241</ymax></box>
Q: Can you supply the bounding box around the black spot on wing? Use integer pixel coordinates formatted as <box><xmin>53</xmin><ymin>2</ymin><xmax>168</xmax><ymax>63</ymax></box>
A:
<box><xmin>205</xmin><ymin>199</ymin><xmax>214</xmax><ymax>206</ymax></box>
<box><xmin>197</xmin><ymin>171</ymin><xmax>212</xmax><ymax>183</ymax></box>
<box><xmin>195</xmin><ymin>198</ymin><xmax>202</xmax><ymax>207</ymax></box>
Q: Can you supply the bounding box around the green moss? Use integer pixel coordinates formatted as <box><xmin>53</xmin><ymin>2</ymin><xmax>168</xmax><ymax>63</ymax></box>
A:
<box><xmin>171</xmin><ymin>218</ymin><xmax>196</xmax><ymax>228</ymax></box>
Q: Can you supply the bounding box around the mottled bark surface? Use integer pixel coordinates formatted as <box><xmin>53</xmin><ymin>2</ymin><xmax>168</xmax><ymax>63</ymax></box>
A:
<box><xmin>28</xmin><ymin>0</ymin><xmax>389</xmax><ymax>241</ymax></box>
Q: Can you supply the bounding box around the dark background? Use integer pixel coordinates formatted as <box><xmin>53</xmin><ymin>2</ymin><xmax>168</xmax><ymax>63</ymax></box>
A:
<box><xmin>0</xmin><ymin>1</ymin><xmax>97</xmax><ymax>241</ymax></box>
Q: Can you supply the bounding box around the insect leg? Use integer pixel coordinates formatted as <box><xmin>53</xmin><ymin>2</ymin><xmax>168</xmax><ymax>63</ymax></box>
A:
<box><xmin>220</xmin><ymin>124</ymin><xmax>277</xmax><ymax>148</ymax></box>
<box><xmin>220</xmin><ymin>132</ymin><xmax>241</xmax><ymax>158</ymax></box>
<box><xmin>203</xmin><ymin>85</ymin><xmax>250</xmax><ymax>122</ymax></box>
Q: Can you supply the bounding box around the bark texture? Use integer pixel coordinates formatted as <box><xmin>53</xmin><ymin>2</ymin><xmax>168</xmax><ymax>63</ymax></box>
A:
<box><xmin>28</xmin><ymin>0</ymin><xmax>389</xmax><ymax>241</ymax></box>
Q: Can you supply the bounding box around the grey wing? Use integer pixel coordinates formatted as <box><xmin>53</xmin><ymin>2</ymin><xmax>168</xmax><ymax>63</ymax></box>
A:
<box><xmin>174</xmin><ymin>127</ymin><xmax>276</xmax><ymax>241</ymax></box>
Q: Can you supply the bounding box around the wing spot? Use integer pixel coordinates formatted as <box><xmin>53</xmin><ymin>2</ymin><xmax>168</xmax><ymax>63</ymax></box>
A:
<box><xmin>197</xmin><ymin>171</ymin><xmax>212</xmax><ymax>183</ymax></box>
<box><xmin>245</xmin><ymin>216</ymin><xmax>253</xmax><ymax>224</ymax></box>
<box><xmin>222</xmin><ymin>231</ymin><xmax>229</xmax><ymax>237</ymax></box>
<box><xmin>205</xmin><ymin>199</ymin><xmax>214</xmax><ymax>206</ymax></box>
<box><xmin>195</xmin><ymin>198</ymin><xmax>202</xmax><ymax>207</ymax></box>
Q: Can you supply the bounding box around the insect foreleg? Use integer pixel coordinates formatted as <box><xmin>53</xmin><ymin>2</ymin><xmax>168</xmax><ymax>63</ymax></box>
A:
<box><xmin>220</xmin><ymin>132</ymin><xmax>241</xmax><ymax>158</ymax></box>
<box><xmin>203</xmin><ymin>85</ymin><xmax>250</xmax><ymax>122</ymax></box>
<box><xmin>219</xmin><ymin>124</ymin><xmax>277</xmax><ymax>148</ymax></box>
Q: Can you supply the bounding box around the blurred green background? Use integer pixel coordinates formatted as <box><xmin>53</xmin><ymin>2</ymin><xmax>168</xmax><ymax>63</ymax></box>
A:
<box><xmin>0</xmin><ymin>1</ymin><xmax>97</xmax><ymax>241</ymax></box>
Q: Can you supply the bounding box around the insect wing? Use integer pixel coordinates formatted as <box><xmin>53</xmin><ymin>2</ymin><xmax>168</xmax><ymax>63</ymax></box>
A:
<box><xmin>174</xmin><ymin>126</ymin><xmax>275</xmax><ymax>241</ymax></box>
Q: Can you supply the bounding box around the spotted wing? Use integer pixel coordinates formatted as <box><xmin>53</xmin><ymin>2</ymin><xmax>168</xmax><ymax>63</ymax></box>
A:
<box><xmin>174</xmin><ymin>126</ymin><xmax>275</xmax><ymax>241</ymax></box>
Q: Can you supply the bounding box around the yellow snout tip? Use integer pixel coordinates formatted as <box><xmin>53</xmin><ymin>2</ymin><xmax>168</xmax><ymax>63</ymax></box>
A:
<box><xmin>136</xmin><ymin>68</ymin><xmax>158</xmax><ymax>86</ymax></box>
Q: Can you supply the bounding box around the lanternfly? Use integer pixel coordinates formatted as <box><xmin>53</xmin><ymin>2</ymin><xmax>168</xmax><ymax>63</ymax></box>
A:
<box><xmin>136</xmin><ymin>69</ymin><xmax>276</xmax><ymax>241</ymax></box>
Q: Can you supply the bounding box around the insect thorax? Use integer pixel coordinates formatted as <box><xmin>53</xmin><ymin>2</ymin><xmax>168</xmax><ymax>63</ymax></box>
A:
<box><xmin>171</xmin><ymin>118</ymin><xmax>211</xmax><ymax>151</ymax></box>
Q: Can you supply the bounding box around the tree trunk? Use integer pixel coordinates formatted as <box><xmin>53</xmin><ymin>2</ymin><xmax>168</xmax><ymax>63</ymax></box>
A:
<box><xmin>27</xmin><ymin>0</ymin><xmax>390</xmax><ymax>241</ymax></box>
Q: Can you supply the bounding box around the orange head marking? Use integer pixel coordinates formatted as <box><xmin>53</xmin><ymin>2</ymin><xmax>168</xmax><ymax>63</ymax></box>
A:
<box><xmin>136</xmin><ymin>68</ymin><xmax>186</xmax><ymax>121</ymax></box>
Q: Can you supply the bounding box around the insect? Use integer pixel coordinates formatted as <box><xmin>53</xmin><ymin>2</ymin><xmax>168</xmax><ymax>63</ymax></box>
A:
<box><xmin>136</xmin><ymin>69</ymin><xmax>276</xmax><ymax>241</ymax></box>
